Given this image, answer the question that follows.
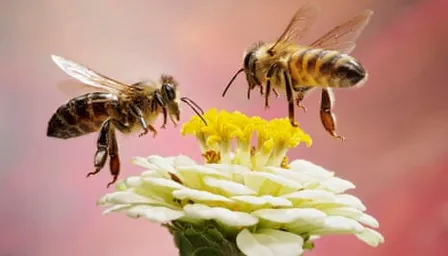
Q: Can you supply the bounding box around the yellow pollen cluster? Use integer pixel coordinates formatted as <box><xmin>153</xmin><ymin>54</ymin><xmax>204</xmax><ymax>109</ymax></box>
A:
<box><xmin>181</xmin><ymin>108</ymin><xmax>312</xmax><ymax>169</ymax></box>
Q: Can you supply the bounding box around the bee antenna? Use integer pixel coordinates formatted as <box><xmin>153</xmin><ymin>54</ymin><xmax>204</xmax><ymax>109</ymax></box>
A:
<box><xmin>222</xmin><ymin>68</ymin><xmax>244</xmax><ymax>97</ymax></box>
<box><xmin>180</xmin><ymin>97</ymin><xmax>208</xmax><ymax>126</ymax></box>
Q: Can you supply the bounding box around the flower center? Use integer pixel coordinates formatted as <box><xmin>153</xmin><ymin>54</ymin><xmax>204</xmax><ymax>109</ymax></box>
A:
<box><xmin>181</xmin><ymin>108</ymin><xmax>312</xmax><ymax>169</ymax></box>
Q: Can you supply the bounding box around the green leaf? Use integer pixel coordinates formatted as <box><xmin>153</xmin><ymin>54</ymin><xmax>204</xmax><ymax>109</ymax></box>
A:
<box><xmin>204</xmin><ymin>225</ymin><xmax>226</xmax><ymax>242</ymax></box>
<box><xmin>184</xmin><ymin>227</ymin><xmax>220</xmax><ymax>249</ymax></box>
<box><xmin>192</xmin><ymin>247</ymin><xmax>223</xmax><ymax>256</ymax></box>
<box><xmin>173</xmin><ymin>231</ymin><xmax>195</xmax><ymax>256</ymax></box>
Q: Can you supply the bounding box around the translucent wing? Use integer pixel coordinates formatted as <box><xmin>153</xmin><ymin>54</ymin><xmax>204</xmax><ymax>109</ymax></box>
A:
<box><xmin>310</xmin><ymin>10</ymin><xmax>373</xmax><ymax>54</ymax></box>
<box><xmin>56</xmin><ymin>79</ymin><xmax>107</xmax><ymax>97</ymax></box>
<box><xmin>268</xmin><ymin>2</ymin><xmax>319</xmax><ymax>52</ymax></box>
<box><xmin>51</xmin><ymin>55</ymin><xmax>139</xmax><ymax>95</ymax></box>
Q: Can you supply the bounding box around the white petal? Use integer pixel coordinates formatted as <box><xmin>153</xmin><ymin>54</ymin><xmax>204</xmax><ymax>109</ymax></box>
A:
<box><xmin>98</xmin><ymin>191</ymin><xmax>159</xmax><ymax>205</ymax></box>
<box><xmin>282</xmin><ymin>189</ymin><xmax>336</xmax><ymax>204</ymax></box>
<box><xmin>142</xmin><ymin>177</ymin><xmax>185</xmax><ymax>191</ymax></box>
<box><xmin>140</xmin><ymin>170</ymin><xmax>163</xmax><ymax>178</ymax></box>
<box><xmin>183</xmin><ymin>204</ymin><xmax>258</xmax><ymax>227</ymax></box>
<box><xmin>138</xmin><ymin>177</ymin><xmax>186</xmax><ymax>203</ymax></box>
<box><xmin>207</xmin><ymin>164</ymin><xmax>257</xmax><ymax>183</ymax></box>
<box><xmin>265</xmin><ymin>166</ymin><xmax>323</xmax><ymax>189</ymax></box>
<box><xmin>114</xmin><ymin>176</ymin><xmax>143</xmax><ymax>191</ymax></box>
<box><xmin>355</xmin><ymin>228</ymin><xmax>385</xmax><ymax>247</ymax></box>
<box><xmin>173</xmin><ymin>154</ymin><xmax>197</xmax><ymax>167</ymax></box>
<box><xmin>173</xmin><ymin>188</ymin><xmax>234</xmax><ymax>206</ymax></box>
<box><xmin>335</xmin><ymin>194</ymin><xmax>366</xmax><ymax>211</ymax></box>
<box><xmin>252</xmin><ymin>208</ymin><xmax>326</xmax><ymax>224</ymax></box>
<box><xmin>244</xmin><ymin>172</ymin><xmax>302</xmax><ymax>196</ymax></box>
<box><xmin>232</xmin><ymin>195</ymin><xmax>292</xmax><ymax>208</ymax></box>
<box><xmin>288</xmin><ymin>160</ymin><xmax>334</xmax><ymax>179</ymax></box>
<box><xmin>284</xmin><ymin>192</ymin><xmax>367</xmax><ymax>211</ymax></box>
<box><xmin>319</xmin><ymin>177</ymin><xmax>355</xmax><ymax>193</ymax></box>
<box><xmin>203</xmin><ymin>176</ymin><xmax>256</xmax><ymax>196</ymax></box>
<box><xmin>324</xmin><ymin>207</ymin><xmax>379</xmax><ymax>228</ymax></box>
<box><xmin>125</xmin><ymin>176</ymin><xmax>144</xmax><ymax>187</ymax></box>
<box><xmin>176</xmin><ymin>165</ymin><xmax>231</xmax><ymax>189</ymax></box>
<box><xmin>358</xmin><ymin>213</ymin><xmax>380</xmax><ymax>228</ymax></box>
<box><xmin>115</xmin><ymin>181</ymin><xmax>128</xmax><ymax>191</ymax></box>
<box><xmin>147</xmin><ymin>155</ymin><xmax>176</xmax><ymax>173</ymax></box>
<box><xmin>315</xmin><ymin>216</ymin><xmax>364</xmax><ymax>234</ymax></box>
<box><xmin>236</xmin><ymin>229</ymin><xmax>303</xmax><ymax>256</ymax></box>
<box><xmin>132</xmin><ymin>156</ymin><xmax>176</xmax><ymax>179</ymax></box>
<box><xmin>102</xmin><ymin>204</ymin><xmax>131</xmax><ymax>215</ymax></box>
<box><xmin>263</xmin><ymin>167</ymin><xmax>304</xmax><ymax>186</ymax></box>
<box><xmin>259</xmin><ymin>195</ymin><xmax>293</xmax><ymax>207</ymax></box>
<box><xmin>126</xmin><ymin>205</ymin><xmax>184</xmax><ymax>223</ymax></box>
<box><xmin>132</xmin><ymin>156</ymin><xmax>151</xmax><ymax>169</ymax></box>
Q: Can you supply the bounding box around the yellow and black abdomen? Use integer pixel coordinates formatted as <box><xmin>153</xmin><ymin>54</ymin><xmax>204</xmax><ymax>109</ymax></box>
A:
<box><xmin>289</xmin><ymin>47</ymin><xmax>367</xmax><ymax>89</ymax></box>
<box><xmin>47</xmin><ymin>92</ymin><xmax>120</xmax><ymax>139</ymax></box>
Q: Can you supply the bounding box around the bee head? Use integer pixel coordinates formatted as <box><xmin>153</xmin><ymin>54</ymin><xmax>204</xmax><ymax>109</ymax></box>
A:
<box><xmin>242</xmin><ymin>51</ymin><xmax>259</xmax><ymax>90</ymax></box>
<box><xmin>243</xmin><ymin>41</ymin><xmax>264</xmax><ymax>89</ymax></box>
<box><xmin>160</xmin><ymin>75</ymin><xmax>180</xmax><ymax>122</ymax></box>
<box><xmin>221</xmin><ymin>41</ymin><xmax>264</xmax><ymax>98</ymax></box>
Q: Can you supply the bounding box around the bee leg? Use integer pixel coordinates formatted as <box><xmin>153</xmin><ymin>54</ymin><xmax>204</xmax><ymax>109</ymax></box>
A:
<box><xmin>259</xmin><ymin>85</ymin><xmax>264</xmax><ymax>95</ymax></box>
<box><xmin>320</xmin><ymin>88</ymin><xmax>345</xmax><ymax>141</ymax></box>
<box><xmin>247</xmin><ymin>83</ymin><xmax>259</xmax><ymax>99</ymax></box>
<box><xmin>87</xmin><ymin>120</ymin><xmax>111</xmax><ymax>178</ymax></box>
<box><xmin>295</xmin><ymin>94</ymin><xmax>308</xmax><ymax>113</ymax></box>
<box><xmin>146</xmin><ymin>124</ymin><xmax>157</xmax><ymax>138</ymax></box>
<box><xmin>273</xmin><ymin>88</ymin><xmax>280</xmax><ymax>98</ymax></box>
<box><xmin>169</xmin><ymin>114</ymin><xmax>178</xmax><ymax>127</ymax></box>
<box><xmin>161</xmin><ymin>106</ymin><xmax>168</xmax><ymax>129</ymax></box>
<box><xmin>130</xmin><ymin>104</ymin><xmax>157</xmax><ymax>137</ymax></box>
<box><xmin>296</xmin><ymin>99</ymin><xmax>307</xmax><ymax>112</ymax></box>
<box><xmin>154</xmin><ymin>91</ymin><xmax>168</xmax><ymax>129</ymax></box>
<box><xmin>265</xmin><ymin>64</ymin><xmax>279</xmax><ymax>109</ymax></box>
<box><xmin>264</xmin><ymin>80</ymin><xmax>271</xmax><ymax>109</ymax></box>
<box><xmin>106</xmin><ymin>126</ymin><xmax>120</xmax><ymax>188</ymax></box>
<box><xmin>283</xmin><ymin>71</ymin><xmax>298</xmax><ymax>127</ymax></box>
<box><xmin>111</xmin><ymin>119</ymin><xmax>131</xmax><ymax>133</ymax></box>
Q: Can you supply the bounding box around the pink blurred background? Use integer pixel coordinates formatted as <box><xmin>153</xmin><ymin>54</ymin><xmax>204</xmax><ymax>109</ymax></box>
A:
<box><xmin>1</xmin><ymin>0</ymin><xmax>447</xmax><ymax>255</ymax></box>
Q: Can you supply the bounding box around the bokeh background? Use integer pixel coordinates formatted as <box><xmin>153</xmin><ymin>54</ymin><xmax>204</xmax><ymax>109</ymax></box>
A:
<box><xmin>1</xmin><ymin>0</ymin><xmax>447</xmax><ymax>255</ymax></box>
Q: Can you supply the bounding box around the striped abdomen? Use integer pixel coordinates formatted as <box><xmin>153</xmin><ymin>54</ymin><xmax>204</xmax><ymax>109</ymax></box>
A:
<box><xmin>47</xmin><ymin>92</ymin><xmax>121</xmax><ymax>139</ymax></box>
<box><xmin>289</xmin><ymin>47</ymin><xmax>367</xmax><ymax>89</ymax></box>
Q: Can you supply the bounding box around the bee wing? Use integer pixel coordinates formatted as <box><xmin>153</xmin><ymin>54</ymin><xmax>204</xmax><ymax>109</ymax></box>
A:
<box><xmin>268</xmin><ymin>2</ymin><xmax>319</xmax><ymax>52</ymax></box>
<box><xmin>56</xmin><ymin>79</ymin><xmax>108</xmax><ymax>97</ymax></box>
<box><xmin>51</xmin><ymin>55</ymin><xmax>139</xmax><ymax>95</ymax></box>
<box><xmin>309</xmin><ymin>10</ymin><xmax>373</xmax><ymax>54</ymax></box>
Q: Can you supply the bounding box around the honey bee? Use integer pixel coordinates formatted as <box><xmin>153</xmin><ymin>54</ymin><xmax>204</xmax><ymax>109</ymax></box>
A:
<box><xmin>222</xmin><ymin>3</ymin><xmax>373</xmax><ymax>140</ymax></box>
<box><xmin>47</xmin><ymin>55</ymin><xmax>206</xmax><ymax>187</ymax></box>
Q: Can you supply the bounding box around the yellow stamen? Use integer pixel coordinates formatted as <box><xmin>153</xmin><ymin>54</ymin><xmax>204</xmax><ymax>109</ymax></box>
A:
<box><xmin>181</xmin><ymin>108</ymin><xmax>312</xmax><ymax>169</ymax></box>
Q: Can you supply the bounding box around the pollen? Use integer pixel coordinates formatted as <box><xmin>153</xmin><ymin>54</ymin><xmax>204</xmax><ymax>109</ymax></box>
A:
<box><xmin>281</xmin><ymin>156</ymin><xmax>290</xmax><ymax>169</ymax></box>
<box><xmin>202</xmin><ymin>150</ymin><xmax>221</xmax><ymax>164</ymax></box>
<box><xmin>182</xmin><ymin>108</ymin><xmax>312</xmax><ymax>168</ymax></box>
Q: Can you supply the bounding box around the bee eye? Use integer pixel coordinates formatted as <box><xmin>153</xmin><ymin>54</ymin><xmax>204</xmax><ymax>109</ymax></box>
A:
<box><xmin>164</xmin><ymin>84</ymin><xmax>176</xmax><ymax>100</ymax></box>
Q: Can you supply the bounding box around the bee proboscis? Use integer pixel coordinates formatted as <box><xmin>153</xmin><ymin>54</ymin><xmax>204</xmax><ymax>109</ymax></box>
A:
<box><xmin>222</xmin><ymin>2</ymin><xmax>373</xmax><ymax>140</ymax></box>
<box><xmin>47</xmin><ymin>55</ymin><xmax>206</xmax><ymax>187</ymax></box>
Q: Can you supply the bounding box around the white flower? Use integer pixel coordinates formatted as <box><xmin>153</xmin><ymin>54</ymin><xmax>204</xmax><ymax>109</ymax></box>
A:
<box><xmin>98</xmin><ymin>109</ymin><xmax>384</xmax><ymax>255</ymax></box>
